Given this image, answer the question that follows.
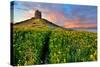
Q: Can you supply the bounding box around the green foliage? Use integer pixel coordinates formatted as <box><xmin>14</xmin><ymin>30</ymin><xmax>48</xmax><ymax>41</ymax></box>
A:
<box><xmin>12</xmin><ymin>27</ymin><xmax>50</xmax><ymax>66</ymax></box>
<box><xmin>32</xmin><ymin>19</ymin><xmax>46</xmax><ymax>24</ymax></box>
<box><xmin>48</xmin><ymin>29</ymin><xmax>97</xmax><ymax>64</ymax></box>
<box><xmin>12</xmin><ymin>26</ymin><xmax>97</xmax><ymax>66</ymax></box>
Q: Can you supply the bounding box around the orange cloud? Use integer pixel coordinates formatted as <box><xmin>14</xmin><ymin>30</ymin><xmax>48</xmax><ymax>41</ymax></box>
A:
<box><xmin>64</xmin><ymin>23</ymin><xmax>97</xmax><ymax>29</ymax></box>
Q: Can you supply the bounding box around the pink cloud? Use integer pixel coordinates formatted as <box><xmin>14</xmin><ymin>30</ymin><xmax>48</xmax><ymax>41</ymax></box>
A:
<box><xmin>24</xmin><ymin>9</ymin><xmax>35</xmax><ymax>18</ymax></box>
<box><xmin>42</xmin><ymin>10</ymin><xmax>68</xmax><ymax>25</ymax></box>
<box><xmin>64</xmin><ymin>23</ymin><xmax>97</xmax><ymax>29</ymax></box>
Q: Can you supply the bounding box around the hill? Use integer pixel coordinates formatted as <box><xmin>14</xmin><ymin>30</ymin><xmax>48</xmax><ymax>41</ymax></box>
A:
<box><xmin>11</xmin><ymin>10</ymin><xmax>97</xmax><ymax>66</ymax></box>
<box><xmin>13</xmin><ymin>17</ymin><xmax>73</xmax><ymax>31</ymax></box>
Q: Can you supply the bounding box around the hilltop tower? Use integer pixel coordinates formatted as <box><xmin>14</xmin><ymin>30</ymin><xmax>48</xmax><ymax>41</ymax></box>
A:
<box><xmin>35</xmin><ymin>10</ymin><xmax>42</xmax><ymax>19</ymax></box>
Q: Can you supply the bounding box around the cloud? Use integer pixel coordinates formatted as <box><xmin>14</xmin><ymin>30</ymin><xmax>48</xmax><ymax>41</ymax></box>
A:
<box><xmin>12</xmin><ymin>1</ymin><xmax>97</xmax><ymax>28</ymax></box>
<box><xmin>24</xmin><ymin>9</ymin><xmax>35</xmax><ymax>18</ymax></box>
<box><xmin>42</xmin><ymin>10</ymin><xmax>68</xmax><ymax>25</ymax></box>
<box><xmin>64</xmin><ymin>23</ymin><xmax>97</xmax><ymax>29</ymax></box>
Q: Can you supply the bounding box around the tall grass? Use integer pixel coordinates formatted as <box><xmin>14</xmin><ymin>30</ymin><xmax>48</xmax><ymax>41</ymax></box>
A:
<box><xmin>12</xmin><ymin>26</ymin><xmax>97</xmax><ymax>65</ymax></box>
<box><xmin>48</xmin><ymin>29</ymin><xmax>97</xmax><ymax>63</ymax></box>
<box><xmin>12</xmin><ymin>26</ymin><xmax>50</xmax><ymax>66</ymax></box>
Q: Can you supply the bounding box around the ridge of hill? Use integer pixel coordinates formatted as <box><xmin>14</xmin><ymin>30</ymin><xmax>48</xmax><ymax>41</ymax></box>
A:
<box><xmin>13</xmin><ymin>17</ymin><xmax>73</xmax><ymax>30</ymax></box>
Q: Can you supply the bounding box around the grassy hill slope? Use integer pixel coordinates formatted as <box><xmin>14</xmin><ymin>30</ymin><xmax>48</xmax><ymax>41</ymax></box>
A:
<box><xmin>11</xmin><ymin>18</ymin><xmax>97</xmax><ymax>66</ymax></box>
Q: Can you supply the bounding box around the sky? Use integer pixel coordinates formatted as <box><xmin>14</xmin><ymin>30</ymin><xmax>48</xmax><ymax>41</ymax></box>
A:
<box><xmin>11</xmin><ymin>1</ymin><xmax>97</xmax><ymax>29</ymax></box>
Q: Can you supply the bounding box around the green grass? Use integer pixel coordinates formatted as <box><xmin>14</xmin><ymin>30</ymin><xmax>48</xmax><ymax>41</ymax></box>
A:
<box><xmin>48</xmin><ymin>29</ymin><xmax>97</xmax><ymax>63</ymax></box>
<box><xmin>32</xmin><ymin>19</ymin><xmax>46</xmax><ymax>24</ymax></box>
<box><xmin>12</xmin><ymin>26</ymin><xmax>97</xmax><ymax>66</ymax></box>
<box><xmin>12</xmin><ymin>26</ymin><xmax>50</xmax><ymax>66</ymax></box>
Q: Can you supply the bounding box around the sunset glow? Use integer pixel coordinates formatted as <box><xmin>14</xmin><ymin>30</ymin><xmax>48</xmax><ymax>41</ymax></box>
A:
<box><xmin>11</xmin><ymin>1</ymin><xmax>97</xmax><ymax>29</ymax></box>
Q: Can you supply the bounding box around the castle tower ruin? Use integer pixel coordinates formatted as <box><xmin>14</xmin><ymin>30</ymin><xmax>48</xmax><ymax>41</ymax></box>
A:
<box><xmin>35</xmin><ymin>10</ymin><xmax>42</xmax><ymax>19</ymax></box>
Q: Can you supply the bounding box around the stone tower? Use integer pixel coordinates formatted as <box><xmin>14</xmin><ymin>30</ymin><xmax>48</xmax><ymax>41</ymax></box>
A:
<box><xmin>35</xmin><ymin>10</ymin><xmax>42</xmax><ymax>19</ymax></box>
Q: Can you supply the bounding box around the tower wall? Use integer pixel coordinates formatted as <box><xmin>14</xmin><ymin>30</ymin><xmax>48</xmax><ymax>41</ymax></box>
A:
<box><xmin>35</xmin><ymin>10</ymin><xmax>42</xmax><ymax>19</ymax></box>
